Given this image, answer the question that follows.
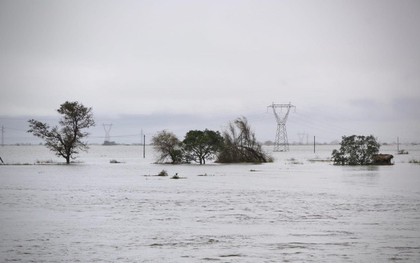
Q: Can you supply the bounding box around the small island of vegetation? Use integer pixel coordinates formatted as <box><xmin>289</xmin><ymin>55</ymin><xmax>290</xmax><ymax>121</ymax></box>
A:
<box><xmin>332</xmin><ymin>135</ymin><xmax>393</xmax><ymax>165</ymax></box>
<box><xmin>152</xmin><ymin>117</ymin><xmax>272</xmax><ymax>164</ymax></box>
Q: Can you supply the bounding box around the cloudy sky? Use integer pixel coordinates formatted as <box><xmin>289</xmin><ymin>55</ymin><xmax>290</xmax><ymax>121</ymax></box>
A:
<box><xmin>1</xmin><ymin>0</ymin><xmax>419</xmax><ymax>144</ymax></box>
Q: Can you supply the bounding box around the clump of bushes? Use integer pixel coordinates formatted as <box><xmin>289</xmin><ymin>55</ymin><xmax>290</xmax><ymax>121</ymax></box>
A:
<box><xmin>157</xmin><ymin>170</ymin><xmax>168</xmax><ymax>176</ymax></box>
<box><xmin>151</xmin><ymin>130</ymin><xmax>183</xmax><ymax>164</ymax></box>
<box><xmin>171</xmin><ymin>173</ymin><xmax>180</xmax><ymax>179</ymax></box>
<box><xmin>36</xmin><ymin>159</ymin><xmax>55</xmax><ymax>164</ymax></box>
<box><xmin>332</xmin><ymin>135</ymin><xmax>381</xmax><ymax>165</ymax></box>
<box><xmin>151</xmin><ymin>117</ymin><xmax>272</xmax><ymax>164</ymax></box>
<box><xmin>170</xmin><ymin>173</ymin><xmax>187</xmax><ymax>179</ymax></box>
<box><xmin>217</xmin><ymin>117</ymin><xmax>272</xmax><ymax>163</ymax></box>
<box><xmin>287</xmin><ymin>158</ymin><xmax>303</xmax><ymax>165</ymax></box>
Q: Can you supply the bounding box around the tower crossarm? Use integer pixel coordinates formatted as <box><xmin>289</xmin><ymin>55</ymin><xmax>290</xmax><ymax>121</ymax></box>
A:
<box><xmin>267</xmin><ymin>103</ymin><xmax>295</xmax><ymax>124</ymax></box>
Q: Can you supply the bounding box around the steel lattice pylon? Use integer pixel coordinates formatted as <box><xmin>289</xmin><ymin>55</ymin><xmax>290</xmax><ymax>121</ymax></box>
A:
<box><xmin>268</xmin><ymin>102</ymin><xmax>295</xmax><ymax>152</ymax></box>
<box><xmin>103</xmin><ymin>123</ymin><xmax>112</xmax><ymax>144</ymax></box>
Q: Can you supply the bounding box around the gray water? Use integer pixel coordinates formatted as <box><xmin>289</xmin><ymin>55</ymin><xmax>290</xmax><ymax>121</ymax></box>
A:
<box><xmin>1</xmin><ymin>145</ymin><xmax>419</xmax><ymax>262</ymax></box>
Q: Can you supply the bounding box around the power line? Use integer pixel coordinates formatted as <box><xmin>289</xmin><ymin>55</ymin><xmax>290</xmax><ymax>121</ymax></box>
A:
<box><xmin>90</xmin><ymin>133</ymin><xmax>143</xmax><ymax>138</ymax></box>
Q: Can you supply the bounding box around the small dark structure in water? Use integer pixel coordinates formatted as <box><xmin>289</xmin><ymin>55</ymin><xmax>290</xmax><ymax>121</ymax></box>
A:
<box><xmin>372</xmin><ymin>154</ymin><xmax>394</xmax><ymax>165</ymax></box>
<box><xmin>103</xmin><ymin>140</ymin><xmax>117</xmax><ymax>145</ymax></box>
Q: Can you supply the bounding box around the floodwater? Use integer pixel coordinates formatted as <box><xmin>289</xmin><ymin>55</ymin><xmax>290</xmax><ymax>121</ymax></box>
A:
<box><xmin>1</xmin><ymin>144</ymin><xmax>419</xmax><ymax>262</ymax></box>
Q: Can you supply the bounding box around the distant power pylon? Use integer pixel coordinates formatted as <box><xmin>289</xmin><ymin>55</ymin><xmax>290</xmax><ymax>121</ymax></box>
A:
<box><xmin>103</xmin><ymin>124</ymin><xmax>112</xmax><ymax>144</ymax></box>
<box><xmin>297</xmin><ymin>132</ymin><xmax>306</xmax><ymax>145</ymax></box>
<box><xmin>268</xmin><ymin>102</ymin><xmax>295</xmax><ymax>152</ymax></box>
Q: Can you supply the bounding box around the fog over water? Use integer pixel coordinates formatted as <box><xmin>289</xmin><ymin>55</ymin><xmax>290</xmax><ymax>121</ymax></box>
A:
<box><xmin>1</xmin><ymin>145</ymin><xmax>419</xmax><ymax>262</ymax></box>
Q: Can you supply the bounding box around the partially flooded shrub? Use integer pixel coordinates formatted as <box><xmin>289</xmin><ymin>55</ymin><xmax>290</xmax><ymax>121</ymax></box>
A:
<box><xmin>152</xmin><ymin>130</ymin><xmax>183</xmax><ymax>164</ymax></box>
<box><xmin>332</xmin><ymin>135</ymin><xmax>380</xmax><ymax>165</ymax></box>
<box><xmin>217</xmin><ymin>117</ymin><xmax>272</xmax><ymax>163</ymax></box>
<box><xmin>170</xmin><ymin>173</ymin><xmax>186</xmax><ymax>179</ymax></box>
<box><xmin>287</xmin><ymin>158</ymin><xmax>303</xmax><ymax>165</ymax></box>
<box><xmin>36</xmin><ymin>159</ymin><xmax>55</xmax><ymax>164</ymax></box>
<box><xmin>197</xmin><ymin>173</ymin><xmax>215</xmax><ymax>176</ymax></box>
<box><xmin>157</xmin><ymin>170</ymin><xmax>168</xmax><ymax>176</ymax></box>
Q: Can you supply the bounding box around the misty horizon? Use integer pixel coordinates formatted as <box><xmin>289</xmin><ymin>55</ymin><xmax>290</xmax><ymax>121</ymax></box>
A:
<box><xmin>1</xmin><ymin>0</ymin><xmax>419</xmax><ymax>144</ymax></box>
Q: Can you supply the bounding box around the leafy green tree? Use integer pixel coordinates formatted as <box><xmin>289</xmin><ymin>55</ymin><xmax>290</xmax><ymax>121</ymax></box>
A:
<box><xmin>28</xmin><ymin>101</ymin><xmax>95</xmax><ymax>164</ymax></box>
<box><xmin>183</xmin><ymin>129</ymin><xmax>224</xmax><ymax>164</ymax></box>
<box><xmin>217</xmin><ymin>117</ymin><xmax>272</xmax><ymax>163</ymax></box>
<box><xmin>151</xmin><ymin>130</ymin><xmax>183</xmax><ymax>164</ymax></box>
<box><xmin>332</xmin><ymin>135</ymin><xmax>380</xmax><ymax>165</ymax></box>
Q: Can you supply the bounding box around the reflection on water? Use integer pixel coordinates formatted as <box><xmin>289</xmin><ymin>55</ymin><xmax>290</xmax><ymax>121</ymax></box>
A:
<box><xmin>0</xmin><ymin>145</ymin><xmax>419</xmax><ymax>262</ymax></box>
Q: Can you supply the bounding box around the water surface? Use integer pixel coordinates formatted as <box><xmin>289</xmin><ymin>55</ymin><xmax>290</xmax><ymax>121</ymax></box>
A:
<box><xmin>1</xmin><ymin>145</ymin><xmax>419</xmax><ymax>262</ymax></box>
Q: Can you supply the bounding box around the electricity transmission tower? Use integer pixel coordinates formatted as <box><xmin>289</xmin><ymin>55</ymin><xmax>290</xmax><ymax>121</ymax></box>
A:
<box><xmin>103</xmin><ymin>124</ymin><xmax>112</xmax><ymax>144</ymax></box>
<box><xmin>268</xmin><ymin>102</ymin><xmax>295</xmax><ymax>152</ymax></box>
<box><xmin>297</xmin><ymin>133</ymin><xmax>305</xmax><ymax>145</ymax></box>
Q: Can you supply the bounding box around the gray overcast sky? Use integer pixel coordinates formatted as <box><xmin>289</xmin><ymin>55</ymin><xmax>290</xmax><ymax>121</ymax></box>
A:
<box><xmin>1</xmin><ymin>0</ymin><xmax>419</xmax><ymax>144</ymax></box>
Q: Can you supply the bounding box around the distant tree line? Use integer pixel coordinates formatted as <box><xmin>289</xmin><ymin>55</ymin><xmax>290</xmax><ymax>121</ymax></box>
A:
<box><xmin>152</xmin><ymin>117</ymin><xmax>272</xmax><ymax>164</ymax></box>
<box><xmin>26</xmin><ymin>102</ymin><xmax>270</xmax><ymax>165</ymax></box>
<box><xmin>27</xmin><ymin>101</ymin><xmax>393</xmax><ymax>167</ymax></box>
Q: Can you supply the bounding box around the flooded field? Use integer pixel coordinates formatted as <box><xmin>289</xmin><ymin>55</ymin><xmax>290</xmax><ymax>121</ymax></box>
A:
<box><xmin>1</xmin><ymin>145</ymin><xmax>420</xmax><ymax>262</ymax></box>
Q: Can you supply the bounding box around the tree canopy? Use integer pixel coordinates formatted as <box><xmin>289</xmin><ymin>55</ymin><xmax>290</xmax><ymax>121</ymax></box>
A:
<box><xmin>183</xmin><ymin>129</ymin><xmax>224</xmax><ymax>164</ymax></box>
<box><xmin>332</xmin><ymin>135</ymin><xmax>380</xmax><ymax>165</ymax></box>
<box><xmin>28</xmin><ymin>101</ymin><xmax>95</xmax><ymax>164</ymax></box>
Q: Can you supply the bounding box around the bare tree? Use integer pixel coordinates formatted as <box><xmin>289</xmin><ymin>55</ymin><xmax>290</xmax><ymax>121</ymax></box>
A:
<box><xmin>151</xmin><ymin>130</ymin><xmax>183</xmax><ymax>164</ymax></box>
<box><xmin>217</xmin><ymin>117</ymin><xmax>272</xmax><ymax>163</ymax></box>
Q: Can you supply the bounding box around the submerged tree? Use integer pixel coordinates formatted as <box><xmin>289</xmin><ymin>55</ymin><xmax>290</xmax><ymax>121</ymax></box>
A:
<box><xmin>332</xmin><ymin>135</ymin><xmax>380</xmax><ymax>165</ymax></box>
<box><xmin>183</xmin><ymin>129</ymin><xmax>224</xmax><ymax>164</ymax></box>
<box><xmin>28</xmin><ymin>101</ymin><xmax>95</xmax><ymax>164</ymax></box>
<box><xmin>151</xmin><ymin>130</ymin><xmax>183</xmax><ymax>164</ymax></box>
<box><xmin>217</xmin><ymin>117</ymin><xmax>272</xmax><ymax>163</ymax></box>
